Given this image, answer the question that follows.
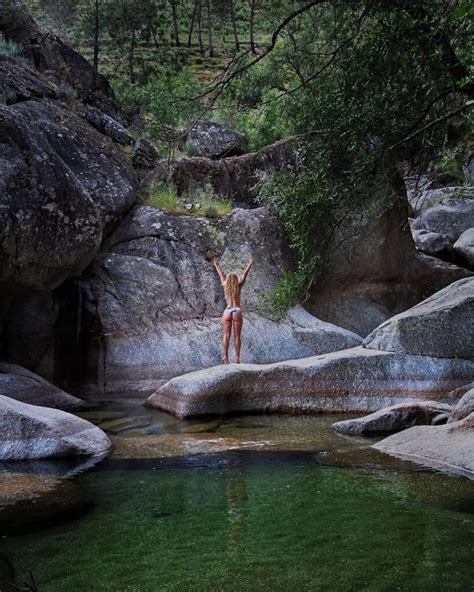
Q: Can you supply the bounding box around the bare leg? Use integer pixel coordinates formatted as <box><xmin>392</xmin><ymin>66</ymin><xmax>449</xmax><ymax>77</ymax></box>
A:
<box><xmin>222</xmin><ymin>310</ymin><xmax>232</xmax><ymax>364</ymax></box>
<box><xmin>232</xmin><ymin>311</ymin><xmax>243</xmax><ymax>363</ymax></box>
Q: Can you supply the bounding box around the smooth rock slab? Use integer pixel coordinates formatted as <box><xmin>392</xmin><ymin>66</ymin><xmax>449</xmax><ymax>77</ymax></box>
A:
<box><xmin>0</xmin><ymin>362</ymin><xmax>85</xmax><ymax>410</ymax></box>
<box><xmin>332</xmin><ymin>401</ymin><xmax>452</xmax><ymax>435</ymax></box>
<box><xmin>146</xmin><ymin>346</ymin><xmax>474</xmax><ymax>418</ymax></box>
<box><xmin>364</xmin><ymin>277</ymin><xmax>474</xmax><ymax>359</ymax></box>
<box><xmin>373</xmin><ymin>413</ymin><xmax>474</xmax><ymax>476</ymax></box>
<box><xmin>0</xmin><ymin>395</ymin><xmax>111</xmax><ymax>460</ymax></box>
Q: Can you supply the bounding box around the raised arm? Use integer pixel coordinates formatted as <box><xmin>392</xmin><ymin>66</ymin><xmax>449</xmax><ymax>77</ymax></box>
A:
<box><xmin>213</xmin><ymin>258</ymin><xmax>226</xmax><ymax>285</ymax></box>
<box><xmin>239</xmin><ymin>256</ymin><xmax>254</xmax><ymax>285</ymax></box>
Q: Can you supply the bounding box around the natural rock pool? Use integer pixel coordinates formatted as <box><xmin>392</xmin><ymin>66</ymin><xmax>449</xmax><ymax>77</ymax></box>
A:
<box><xmin>1</xmin><ymin>400</ymin><xmax>473</xmax><ymax>591</ymax></box>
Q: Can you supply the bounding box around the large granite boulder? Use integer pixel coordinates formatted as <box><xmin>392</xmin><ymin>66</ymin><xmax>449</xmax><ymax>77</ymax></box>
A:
<box><xmin>448</xmin><ymin>388</ymin><xmax>474</xmax><ymax>423</ymax></box>
<box><xmin>332</xmin><ymin>401</ymin><xmax>452</xmax><ymax>436</ymax></box>
<box><xmin>410</xmin><ymin>187</ymin><xmax>474</xmax><ymax>243</ymax></box>
<box><xmin>0</xmin><ymin>395</ymin><xmax>110</xmax><ymax>460</ymax></box>
<box><xmin>411</xmin><ymin>228</ymin><xmax>452</xmax><ymax>257</ymax></box>
<box><xmin>0</xmin><ymin>362</ymin><xmax>85</xmax><ymax>410</ymax></box>
<box><xmin>0</xmin><ymin>1</ymin><xmax>112</xmax><ymax>98</ymax></box>
<box><xmin>147</xmin><ymin>138</ymin><xmax>296</xmax><ymax>207</ymax></box>
<box><xmin>373</xmin><ymin>413</ymin><xmax>474</xmax><ymax>475</ymax></box>
<box><xmin>307</xmin><ymin>197</ymin><xmax>470</xmax><ymax>335</ymax></box>
<box><xmin>79</xmin><ymin>205</ymin><xmax>361</xmax><ymax>393</ymax></box>
<box><xmin>364</xmin><ymin>278</ymin><xmax>474</xmax><ymax>359</ymax></box>
<box><xmin>0</xmin><ymin>98</ymin><xmax>137</xmax><ymax>291</ymax></box>
<box><xmin>453</xmin><ymin>228</ymin><xmax>474</xmax><ymax>269</ymax></box>
<box><xmin>184</xmin><ymin>120</ymin><xmax>248</xmax><ymax>159</ymax></box>
<box><xmin>146</xmin><ymin>346</ymin><xmax>474</xmax><ymax>418</ymax></box>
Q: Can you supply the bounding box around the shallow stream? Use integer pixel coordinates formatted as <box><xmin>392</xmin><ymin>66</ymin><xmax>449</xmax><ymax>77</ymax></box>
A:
<box><xmin>1</xmin><ymin>400</ymin><xmax>473</xmax><ymax>591</ymax></box>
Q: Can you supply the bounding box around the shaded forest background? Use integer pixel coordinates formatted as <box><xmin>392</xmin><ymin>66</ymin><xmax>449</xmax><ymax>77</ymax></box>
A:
<box><xmin>6</xmin><ymin>0</ymin><xmax>474</xmax><ymax>311</ymax></box>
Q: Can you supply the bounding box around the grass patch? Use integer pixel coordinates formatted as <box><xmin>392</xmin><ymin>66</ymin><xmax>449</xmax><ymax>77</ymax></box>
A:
<box><xmin>142</xmin><ymin>183</ymin><xmax>233</xmax><ymax>218</ymax></box>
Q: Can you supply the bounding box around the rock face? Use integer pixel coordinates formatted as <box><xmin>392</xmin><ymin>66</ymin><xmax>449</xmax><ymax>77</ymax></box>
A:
<box><xmin>373</xmin><ymin>413</ymin><xmax>474</xmax><ymax>475</ymax></box>
<box><xmin>79</xmin><ymin>205</ymin><xmax>361</xmax><ymax>393</ymax></box>
<box><xmin>148</xmin><ymin>138</ymin><xmax>296</xmax><ymax>207</ymax></box>
<box><xmin>184</xmin><ymin>120</ymin><xmax>248</xmax><ymax>159</ymax></box>
<box><xmin>146</xmin><ymin>346</ymin><xmax>474</xmax><ymax>418</ymax></box>
<box><xmin>0</xmin><ymin>97</ymin><xmax>137</xmax><ymax>291</ymax></box>
<box><xmin>453</xmin><ymin>228</ymin><xmax>474</xmax><ymax>269</ymax></box>
<box><xmin>0</xmin><ymin>362</ymin><xmax>85</xmax><ymax>410</ymax></box>
<box><xmin>332</xmin><ymin>401</ymin><xmax>452</xmax><ymax>435</ymax></box>
<box><xmin>0</xmin><ymin>54</ymin><xmax>139</xmax><ymax>381</ymax></box>
<box><xmin>449</xmin><ymin>388</ymin><xmax>474</xmax><ymax>423</ymax></box>
<box><xmin>364</xmin><ymin>278</ymin><xmax>474</xmax><ymax>359</ymax></box>
<box><xmin>0</xmin><ymin>395</ymin><xmax>111</xmax><ymax>460</ymax></box>
<box><xmin>307</xmin><ymin>197</ymin><xmax>470</xmax><ymax>336</ymax></box>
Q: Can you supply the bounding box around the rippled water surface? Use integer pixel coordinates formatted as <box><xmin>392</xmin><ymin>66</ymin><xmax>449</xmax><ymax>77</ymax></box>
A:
<box><xmin>1</xmin><ymin>399</ymin><xmax>473</xmax><ymax>591</ymax></box>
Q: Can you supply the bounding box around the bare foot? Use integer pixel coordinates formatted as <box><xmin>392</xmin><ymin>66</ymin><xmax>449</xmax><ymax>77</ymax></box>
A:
<box><xmin>236</xmin><ymin>357</ymin><xmax>241</xmax><ymax>364</ymax></box>
<box><xmin>223</xmin><ymin>357</ymin><xmax>229</xmax><ymax>364</ymax></box>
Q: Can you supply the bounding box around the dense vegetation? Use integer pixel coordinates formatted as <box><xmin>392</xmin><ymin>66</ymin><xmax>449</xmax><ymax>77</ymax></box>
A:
<box><xmin>21</xmin><ymin>0</ymin><xmax>474</xmax><ymax>313</ymax></box>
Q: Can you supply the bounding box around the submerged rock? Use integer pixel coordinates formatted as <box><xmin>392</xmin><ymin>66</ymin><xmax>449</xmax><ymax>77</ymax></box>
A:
<box><xmin>184</xmin><ymin>120</ymin><xmax>248</xmax><ymax>159</ymax></box>
<box><xmin>373</xmin><ymin>413</ymin><xmax>474</xmax><ymax>475</ymax></box>
<box><xmin>0</xmin><ymin>395</ymin><xmax>111</xmax><ymax>460</ymax></box>
<box><xmin>332</xmin><ymin>401</ymin><xmax>452</xmax><ymax>435</ymax></box>
<box><xmin>364</xmin><ymin>277</ymin><xmax>474</xmax><ymax>359</ymax></box>
<box><xmin>146</xmin><ymin>346</ymin><xmax>474</xmax><ymax>418</ymax></box>
<box><xmin>0</xmin><ymin>362</ymin><xmax>85</xmax><ymax>410</ymax></box>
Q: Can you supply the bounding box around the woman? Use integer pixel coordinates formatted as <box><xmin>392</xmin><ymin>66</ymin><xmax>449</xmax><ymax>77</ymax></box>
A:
<box><xmin>213</xmin><ymin>256</ymin><xmax>254</xmax><ymax>364</ymax></box>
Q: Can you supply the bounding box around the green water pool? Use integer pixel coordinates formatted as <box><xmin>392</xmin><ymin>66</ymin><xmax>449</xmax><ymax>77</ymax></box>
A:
<box><xmin>1</xmin><ymin>403</ymin><xmax>473</xmax><ymax>591</ymax></box>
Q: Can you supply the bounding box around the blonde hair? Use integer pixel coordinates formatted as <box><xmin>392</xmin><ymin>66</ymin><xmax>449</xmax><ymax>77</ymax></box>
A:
<box><xmin>224</xmin><ymin>273</ymin><xmax>240</xmax><ymax>299</ymax></box>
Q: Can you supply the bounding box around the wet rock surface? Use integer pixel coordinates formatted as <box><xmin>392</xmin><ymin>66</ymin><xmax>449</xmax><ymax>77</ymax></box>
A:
<box><xmin>373</xmin><ymin>412</ymin><xmax>474</xmax><ymax>475</ymax></box>
<box><xmin>332</xmin><ymin>401</ymin><xmax>452</xmax><ymax>435</ymax></box>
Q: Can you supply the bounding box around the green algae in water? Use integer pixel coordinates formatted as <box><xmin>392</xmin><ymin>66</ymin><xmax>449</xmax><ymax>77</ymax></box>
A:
<box><xmin>2</xmin><ymin>455</ymin><xmax>474</xmax><ymax>592</ymax></box>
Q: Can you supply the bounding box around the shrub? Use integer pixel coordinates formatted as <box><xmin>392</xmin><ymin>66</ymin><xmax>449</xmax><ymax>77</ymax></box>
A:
<box><xmin>0</xmin><ymin>36</ymin><xmax>20</xmax><ymax>57</ymax></box>
<box><xmin>58</xmin><ymin>83</ymin><xmax>76</xmax><ymax>102</ymax></box>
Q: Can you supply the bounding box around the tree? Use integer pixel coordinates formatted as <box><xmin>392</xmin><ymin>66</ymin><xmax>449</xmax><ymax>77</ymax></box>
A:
<box><xmin>169</xmin><ymin>0</ymin><xmax>181</xmax><ymax>46</ymax></box>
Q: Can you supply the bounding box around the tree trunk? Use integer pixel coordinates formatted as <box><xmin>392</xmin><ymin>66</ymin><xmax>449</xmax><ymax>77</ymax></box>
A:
<box><xmin>196</xmin><ymin>0</ymin><xmax>204</xmax><ymax>56</ymax></box>
<box><xmin>128</xmin><ymin>29</ymin><xmax>136</xmax><ymax>83</ymax></box>
<box><xmin>230</xmin><ymin>0</ymin><xmax>240</xmax><ymax>52</ymax></box>
<box><xmin>169</xmin><ymin>0</ymin><xmax>181</xmax><ymax>47</ymax></box>
<box><xmin>92</xmin><ymin>0</ymin><xmax>100</xmax><ymax>91</ymax></box>
<box><xmin>206</xmin><ymin>0</ymin><xmax>213</xmax><ymax>57</ymax></box>
<box><xmin>248</xmin><ymin>0</ymin><xmax>256</xmax><ymax>54</ymax></box>
<box><xmin>187</xmin><ymin>0</ymin><xmax>198</xmax><ymax>48</ymax></box>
